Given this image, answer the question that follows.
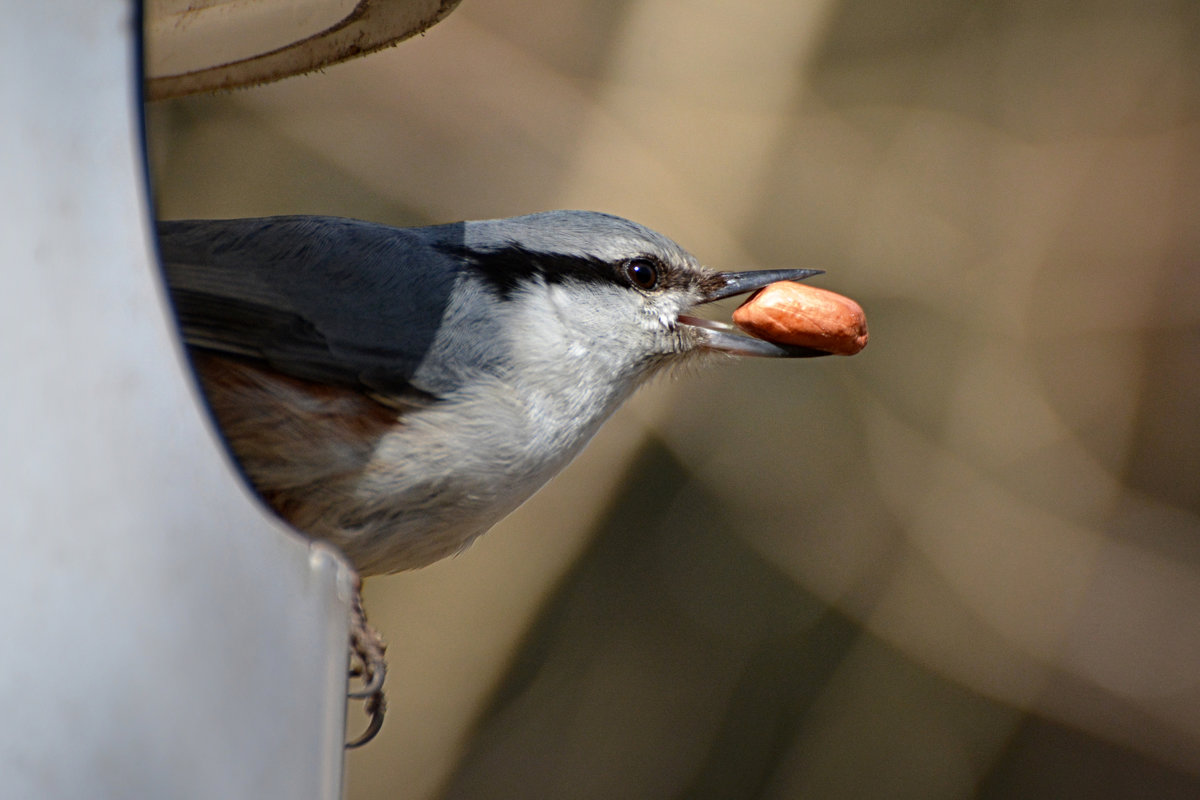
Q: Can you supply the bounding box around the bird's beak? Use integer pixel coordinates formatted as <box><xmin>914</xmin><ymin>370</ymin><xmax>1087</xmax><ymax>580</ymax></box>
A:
<box><xmin>679</xmin><ymin>268</ymin><xmax>830</xmax><ymax>358</ymax></box>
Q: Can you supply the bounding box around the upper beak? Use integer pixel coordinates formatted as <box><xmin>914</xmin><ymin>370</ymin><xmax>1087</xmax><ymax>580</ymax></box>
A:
<box><xmin>679</xmin><ymin>268</ymin><xmax>830</xmax><ymax>358</ymax></box>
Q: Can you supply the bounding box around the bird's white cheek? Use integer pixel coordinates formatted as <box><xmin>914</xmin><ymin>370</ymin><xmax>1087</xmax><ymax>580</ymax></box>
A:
<box><xmin>648</xmin><ymin>299</ymin><xmax>689</xmax><ymax>341</ymax></box>
<box><xmin>504</xmin><ymin>290</ymin><xmax>571</xmax><ymax>355</ymax></box>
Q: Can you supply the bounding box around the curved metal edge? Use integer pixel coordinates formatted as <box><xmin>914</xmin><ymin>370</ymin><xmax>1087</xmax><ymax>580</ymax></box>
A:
<box><xmin>145</xmin><ymin>0</ymin><xmax>463</xmax><ymax>101</ymax></box>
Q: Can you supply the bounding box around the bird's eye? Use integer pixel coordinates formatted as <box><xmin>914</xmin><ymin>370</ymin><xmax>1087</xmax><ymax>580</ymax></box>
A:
<box><xmin>623</xmin><ymin>258</ymin><xmax>659</xmax><ymax>290</ymax></box>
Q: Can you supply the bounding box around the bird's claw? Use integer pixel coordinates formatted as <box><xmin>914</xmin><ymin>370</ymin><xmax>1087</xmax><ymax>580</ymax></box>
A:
<box><xmin>345</xmin><ymin>577</ymin><xmax>388</xmax><ymax>748</ymax></box>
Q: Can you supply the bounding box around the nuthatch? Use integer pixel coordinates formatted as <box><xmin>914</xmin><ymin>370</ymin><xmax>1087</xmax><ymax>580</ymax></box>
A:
<box><xmin>160</xmin><ymin>210</ymin><xmax>825</xmax><ymax>574</ymax></box>
<box><xmin>158</xmin><ymin>210</ymin><xmax>826</xmax><ymax>743</ymax></box>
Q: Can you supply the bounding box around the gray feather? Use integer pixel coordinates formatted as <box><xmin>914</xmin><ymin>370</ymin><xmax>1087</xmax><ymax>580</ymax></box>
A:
<box><xmin>158</xmin><ymin>215</ymin><xmax>463</xmax><ymax>397</ymax></box>
<box><xmin>157</xmin><ymin>211</ymin><xmax>704</xmax><ymax>400</ymax></box>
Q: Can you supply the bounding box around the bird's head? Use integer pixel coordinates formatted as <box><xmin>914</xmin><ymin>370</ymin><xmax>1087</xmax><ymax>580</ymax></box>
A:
<box><xmin>449</xmin><ymin>210</ymin><xmax>826</xmax><ymax>389</ymax></box>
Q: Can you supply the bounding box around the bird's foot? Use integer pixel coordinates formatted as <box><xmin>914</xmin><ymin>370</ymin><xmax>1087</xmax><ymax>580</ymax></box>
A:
<box><xmin>345</xmin><ymin>575</ymin><xmax>387</xmax><ymax>748</ymax></box>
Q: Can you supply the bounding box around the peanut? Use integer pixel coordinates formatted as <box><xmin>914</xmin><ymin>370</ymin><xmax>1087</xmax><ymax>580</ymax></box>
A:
<box><xmin>732</xmin><ymin>282</ymin><xmax>868</xmax><ymax>355</ymax></box>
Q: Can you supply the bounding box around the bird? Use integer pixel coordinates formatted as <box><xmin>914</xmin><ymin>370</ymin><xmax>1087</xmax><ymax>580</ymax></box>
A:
<box><xmin>157</xmin><ymin>210</ymin><xmax>827</xmax><ymax>743</ymax></box>
<box><xmin>158</xmin><ymin>210</ymin><xmax>826</xmax><ymax>574</ymax></box>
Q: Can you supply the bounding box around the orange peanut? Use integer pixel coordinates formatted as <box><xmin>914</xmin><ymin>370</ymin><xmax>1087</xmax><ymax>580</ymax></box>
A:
<box><xmin>732</xmin><ymin>282</ymin><xmax>868</xmax><ymax>355</ymax></box>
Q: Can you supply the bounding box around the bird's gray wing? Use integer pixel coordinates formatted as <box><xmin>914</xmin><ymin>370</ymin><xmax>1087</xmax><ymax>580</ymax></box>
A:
<box><xmin>158</xmin><ymin>215</ymin><xmax>462</xmax><ymax>398</ymax></box>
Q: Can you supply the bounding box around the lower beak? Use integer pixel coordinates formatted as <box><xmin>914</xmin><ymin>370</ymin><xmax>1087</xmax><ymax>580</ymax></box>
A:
<box><xmin>680</xmin><ymin>268</ymin><xmax>830</xmax><ymax>358</ymax></box>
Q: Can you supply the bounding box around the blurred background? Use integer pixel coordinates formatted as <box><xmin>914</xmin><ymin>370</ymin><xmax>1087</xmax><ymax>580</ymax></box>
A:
<box><xmin>146</xmin><ymin>0</ymin><xmax>1200</xmax><ymax>797</ymax></box>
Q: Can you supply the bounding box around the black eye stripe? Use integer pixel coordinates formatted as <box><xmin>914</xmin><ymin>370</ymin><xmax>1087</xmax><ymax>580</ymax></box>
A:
<box><xmin>440</xmin><ymin>243</ymin><xmax>688</xmax><ymax>299</ymax></box>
